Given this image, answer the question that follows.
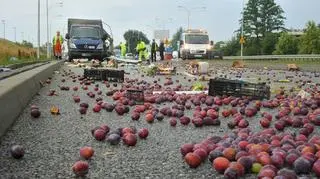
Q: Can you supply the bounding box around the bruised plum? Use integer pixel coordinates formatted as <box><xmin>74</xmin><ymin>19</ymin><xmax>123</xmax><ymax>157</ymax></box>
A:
<box><xmin>107</xmin><ymin>134</ymin><xmax>121</xmax><ymax>145</ymax></box>
<box><xmin>30</xmin><ymin>109</ymin><xmax>41</xmax><ymax>118</ymax></box>
<box><xmin>293</xmin><ymin>157</ymin><xmax>312</xmax><ymax>174</ymax></box>
<box><xmin>10</xmin><ymin>145</ymin><xmax>25</xmax><ymax>159</ymax></box>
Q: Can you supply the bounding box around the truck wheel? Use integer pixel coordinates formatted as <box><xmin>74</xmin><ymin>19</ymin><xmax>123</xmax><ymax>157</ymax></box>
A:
<box><xmin>181</xmin><ymin>53</ymin><xmax>186</xmax><ymax>60</ymax></box>
<box><xmin>68</xmin><ymin>56</ymin><xmax>73</xmax><ymax>62</ymax></box>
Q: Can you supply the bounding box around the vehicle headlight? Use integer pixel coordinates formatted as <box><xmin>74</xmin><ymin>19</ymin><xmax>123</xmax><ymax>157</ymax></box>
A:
<box><xmin>70</xmin><ymin>42</ymin><xmax>76</xmax><ymax>49</ymax></box>
<box><xmin>207</xmin><ymin>45</ymin><xmax>213</xmax><ymax>50</ymax></box>
<box><xmin>96</xmin><ymin>43</ymin><xmax>103</xmax><ymax>49</ymax></box>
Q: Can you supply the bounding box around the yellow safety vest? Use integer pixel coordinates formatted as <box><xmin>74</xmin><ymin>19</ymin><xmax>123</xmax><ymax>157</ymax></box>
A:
<box><xmin>53</xmin><ymin>35</ymin><xmax>63</xmax><ymax>45</ymax></box>
<box><xmin>120</xmin><ymin>43</ymin><xmax>126</xmax><ymax>50</ymax></box>
<box><xmin>137</xmin><ymin>42</ymin><xmax>145</xmax><ymax>51</ymax></box>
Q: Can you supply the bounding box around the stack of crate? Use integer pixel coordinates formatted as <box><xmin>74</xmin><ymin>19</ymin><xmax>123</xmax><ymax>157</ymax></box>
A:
<box><xmin>126</xmin><ymin>89</ymin><xmax>144</xmax><ymax>104</ymax></box>
<box><xmin>83</xmin><ymin>68</ymin><xmax>124</xmax><ymax>82</ymax></box>
<box><xmin>208</xmin><ymin>78</ymin><xmax>270</xmax><ymax>100</ymax></box>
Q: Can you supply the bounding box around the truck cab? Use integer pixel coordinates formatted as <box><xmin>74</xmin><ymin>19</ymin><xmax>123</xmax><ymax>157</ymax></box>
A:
<box><xmin>65</xmin><ymin>18</ymin><xmax>113</xmax><ymax>62</ymax></box>
<box><xmin>179</xmin><ymin>29</ymin><xmax>223</xmax><ymax>60</ymax></box>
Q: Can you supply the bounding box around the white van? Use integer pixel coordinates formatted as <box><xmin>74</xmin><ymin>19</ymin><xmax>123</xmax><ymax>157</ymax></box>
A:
<box><xmin>179</xmin><ymin>29</ymin><xmax>223</xmax><ymax>60</ymax></box>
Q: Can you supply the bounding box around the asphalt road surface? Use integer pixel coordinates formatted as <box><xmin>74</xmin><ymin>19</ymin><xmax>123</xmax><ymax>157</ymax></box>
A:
<box><xmin>0</xmin><ymin>60</ymin><xmax>319</xmax><ymax>178</ymax></box>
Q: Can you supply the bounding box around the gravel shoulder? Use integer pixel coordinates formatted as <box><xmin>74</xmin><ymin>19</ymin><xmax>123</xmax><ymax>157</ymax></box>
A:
<box><xmin>0</xmin><ymin>60</ymin><xmax>319</xmax><ymax>179</ymax></box>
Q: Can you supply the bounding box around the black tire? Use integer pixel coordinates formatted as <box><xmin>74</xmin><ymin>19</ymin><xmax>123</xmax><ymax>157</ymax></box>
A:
<box><xmin>181</xmin><ymin>53</ymin><xmax>186</xmax><ymax>60</ymax></box>
<box><xmin>68</xmin><ymin>56</ymin><xmax>73</xmax><ymax>62</ymax></box>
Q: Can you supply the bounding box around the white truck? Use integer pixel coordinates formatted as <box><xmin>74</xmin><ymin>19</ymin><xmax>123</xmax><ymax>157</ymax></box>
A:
<box><xmin>179</xmin><ymin>29</ymin><xmax>223</xmax><ymax>60</ymax></box>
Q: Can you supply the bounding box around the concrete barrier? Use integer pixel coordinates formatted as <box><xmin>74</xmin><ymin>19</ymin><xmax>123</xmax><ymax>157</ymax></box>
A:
<box><xmin>0</xmin><ymin>60</ymin><xmax>64</xmax><ymax>138</ymax></box>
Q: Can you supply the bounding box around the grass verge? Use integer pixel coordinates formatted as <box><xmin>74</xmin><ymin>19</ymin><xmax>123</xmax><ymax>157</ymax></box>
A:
<box><xmin>0</xmin><ymin>39</ymin><xmax>51</xmax><ymax>67</ymax></box>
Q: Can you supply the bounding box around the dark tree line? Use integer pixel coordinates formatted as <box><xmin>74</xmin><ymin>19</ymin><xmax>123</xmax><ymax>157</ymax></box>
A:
<box><xmin>220</xmin><ymin>0</ymin><xmax>320</xmax><ymax>56</ymax></box>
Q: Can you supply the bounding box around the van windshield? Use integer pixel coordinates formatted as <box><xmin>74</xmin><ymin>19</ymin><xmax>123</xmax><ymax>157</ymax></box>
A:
<box><xmin>185</xmin><ymin>34</ymin><xmax>209</xmax><ymax>44</ymax></box>
<box><xmin>71</xmin><ymin>26</ymin><xmax>100</xmax><ymax>39</ymax></box>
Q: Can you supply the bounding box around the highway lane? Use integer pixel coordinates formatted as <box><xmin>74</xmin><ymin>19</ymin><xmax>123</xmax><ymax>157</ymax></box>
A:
<box><xmin>0</xmin><ymin>61</ymin><xmax>319</xmax><ymax>178</ymax></box>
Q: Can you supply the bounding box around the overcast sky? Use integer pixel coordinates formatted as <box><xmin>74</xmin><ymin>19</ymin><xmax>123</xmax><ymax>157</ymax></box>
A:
<box><xmin>1</xmin><ymin>0</ymin><xmax>320</xmax><ymax>45</ymax></box>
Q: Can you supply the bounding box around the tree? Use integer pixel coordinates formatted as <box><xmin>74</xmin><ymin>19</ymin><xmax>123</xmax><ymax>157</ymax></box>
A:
<box><xmin>241</xmin><ymin>0</ymin><xmax>285</xmax><ymax>54</ymax></box>
<box><xmin>299</xmin><ymin>21</ymin><xmax>320</xmax><ymax>54</ymax></box>
<box><xmin>274</xmin><ymin>32</ymin><xmax>299</xmax><ymax>54</ymax></box>
<box><xmin>21</xmin><ymin>40</ymin><xmax>33</xmax><ymax>48</ymax></box>
<box><xmin>244</xmin><ymin>38</ymin><xmax>261</xmax><ymax>55</ymax></box>
<box><xmin>261</xmin><ymin>32</ymin><xmax>279</xmax><ymax>54</ymax></box>
<box><xmin>242</xmin><ymin>0</ymin><xmax>260</xmax><ymax>38</ymax></box>
<box><xmin>259</xmin><ymin>0</ymin><xmax>285</xmax><ymax>36</ymax></box>
<box><xmin>214</xmin><ymin>41</ymin><xmax>226</xmax><ymax>51</ymax></box>
<box><xmin>123</xmin><ymin>30</ymin><xmax>150</xmax><ymax>53</ymax></box>
<box><xmin>222</xmin><ymin>37</ymin><xmax>240</xmax><ymax>56</ymax></box>
<box><xmin>171</xmin><ymin>27</ymin><xmax>183</xmax><ymax>51</ymax></box>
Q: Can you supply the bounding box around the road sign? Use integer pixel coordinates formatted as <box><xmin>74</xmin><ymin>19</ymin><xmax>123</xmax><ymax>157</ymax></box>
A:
<box><xmin>240</xmin><ymin>36</ymin><xmax>245</xmax><ymax>44</ymax></box>
<box><xmin>164</xmin><ymin>38</ymin><xmax>169</xmax><ymax>45</ymax></box>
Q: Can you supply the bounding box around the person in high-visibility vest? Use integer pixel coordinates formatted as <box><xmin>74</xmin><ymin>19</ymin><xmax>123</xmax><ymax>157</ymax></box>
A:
<box><xmin>159</xmin><ymin>41</ymin><xmax>165</xmax><ymax>61</ymax></box>
<box><xmin>136</xmin><ymin>40</ymin><xmax>146</xmax><ymax>62</ymax></box>
<box><xmin>151</xmin><ymin>39</ymin><xmax>158</xmax><ymax>63</ymax></box>
<box><xmin>120</xmin><ymin>42</ymin><xmax>127</xmax><ymax>58</ymax></box>
<box><xmin>52</xmin><ymin>31</ymin><xmax>64</xmax><ymax>59</ymax></box>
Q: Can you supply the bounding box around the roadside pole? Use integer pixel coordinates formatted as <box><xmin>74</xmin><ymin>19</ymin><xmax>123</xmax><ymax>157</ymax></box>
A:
<box><xmin>240</xmin><ymin>0</ymin><xmax>245</xmax><ymax>60</ymax></box>
<box><xmin>37</xmin><ymin>0</ymin><xmax>40</xmax><ymax>60</ymax></box>
<box><xmin>1</xmin><ymin>20</ymin><xmax>5</xmax><ymax>39</ymax></box>
<box><xmin>46</xmin><ymin>0</ymin><xmax>50</xmax><ymax>59</ymax></box>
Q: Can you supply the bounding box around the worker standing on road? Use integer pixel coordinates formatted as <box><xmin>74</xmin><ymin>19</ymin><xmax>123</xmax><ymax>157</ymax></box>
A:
<box><xmin>52</xmin><ymin>31</ymin><xmax>64</xmax><ymax>59</ymax></box>
<box><xmin>151</xmin><ymin>39</ymin><xmax>158</xmax><ymax>63</ymax></box>
<box><xmin>120</xmin><ymin>41</ymin><xmax>127</xmax><ymax>58</ymax></box>
<box><xmin>159</xmin><ymin>40</ymin><xmax>165</xmax><ymax>61</ymax></box>
<box><xmin>136</xmin><ymin>40</ymin><xmax>146</xmax><ymax>62</ymax></box>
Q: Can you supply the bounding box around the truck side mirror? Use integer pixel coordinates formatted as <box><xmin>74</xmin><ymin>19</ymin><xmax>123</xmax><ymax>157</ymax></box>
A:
<box><xmin>210</xmin><ymin>41</ymin><xmax>214</xmax><ymax>46</ymax></box>
<box><xmin>180</xmin><ymin>40</ymin><xmax>184</xmax><ymax>45</ymax></box>
<box><xmin>65</xmin><ymin>33</ymin><xmax>70</xmax><ymax>40</ymax></box>
<box><xmin>102</xmin><ymin>34</ymin><xmax>108</xmax><ymax>41</ymax></box>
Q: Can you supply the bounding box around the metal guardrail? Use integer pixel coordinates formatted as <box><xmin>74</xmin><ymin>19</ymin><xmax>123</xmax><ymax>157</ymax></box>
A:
<box><xmin>223</xmin><ymin>55</ymin><xmax>320</xmax><ymax>60</ymax></box>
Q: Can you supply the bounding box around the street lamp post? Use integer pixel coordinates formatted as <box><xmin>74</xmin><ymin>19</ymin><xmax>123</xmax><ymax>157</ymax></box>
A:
<box><xmin>155</xmin><ymin>18</ymin><xmax>173</xmax><ymax>30</ymax></box>
<box><xmin>13</xmin><ymin>27</ymin><xmax>16</xmax><ymax>42</ymax></box>
<box><xmin>178</xmin><ymin>6</ymin><xmax>190</xmax><ymax>29</ymax></box>
<box><xmin>37</xmin><ymin>0</ymin><xmax>40</xmax><ymax>60</ymax></box>
<box><xmin>47</xmin><ymin>1</ymin><xmax>63</xmax><ymax>59</ymax></box>
<box><xmin>46</xmin><ymin>0</ymin><xmax>49</xmax><ymax>59</ymax></box>
<box><xmin>21</xmin><ymin>32</ymin><xmax>24</xmax><ymax>42</ymax></box>
<box><xmin>178</xmin><ymin>6</ymin><xmax>206</xmax><ymax>29</ymax></box>
<box><xmin>241</xmin><ymin>0</ymin><xmax>245</xmax><ymax>59</ymax></box>
<box><xmin>1</xmin><ymin>20</ymin><xmax>5</xmax><ymax>39</ymax></box>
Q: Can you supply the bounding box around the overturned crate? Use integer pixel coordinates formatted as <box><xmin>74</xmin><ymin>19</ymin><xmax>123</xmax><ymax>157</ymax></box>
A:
<box><xmin>83</xmin><ymin>68</ymin><xmax>124</xmax><ymax>82</ymax></box>
<box><xmin>157</xmin><ymin>67</ymin><xmax>177</xmax><ymax>75</ymax></box>
<box><xmin>84</xmin><ymin>69</ymin><xmax>106</xmax><ymax>80</ymax></box>
<box><xmin>157</xmin><ymin>61</ymin><xmax>176</xmax><ymax>75</ymax></box>
<box><xmin>126</xmin><ymin>89</ymin><xmax>144</xmax><ymax>105</ymax></box>
<box><xmin>105</xmin><ymin>68</ymin><xmax>124</xmax><ymax>82</ymax></box>
<box><xmin>208</xmin><ymin>78</ymin><xmax>270</xmax><ymax>100</ymax></box>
